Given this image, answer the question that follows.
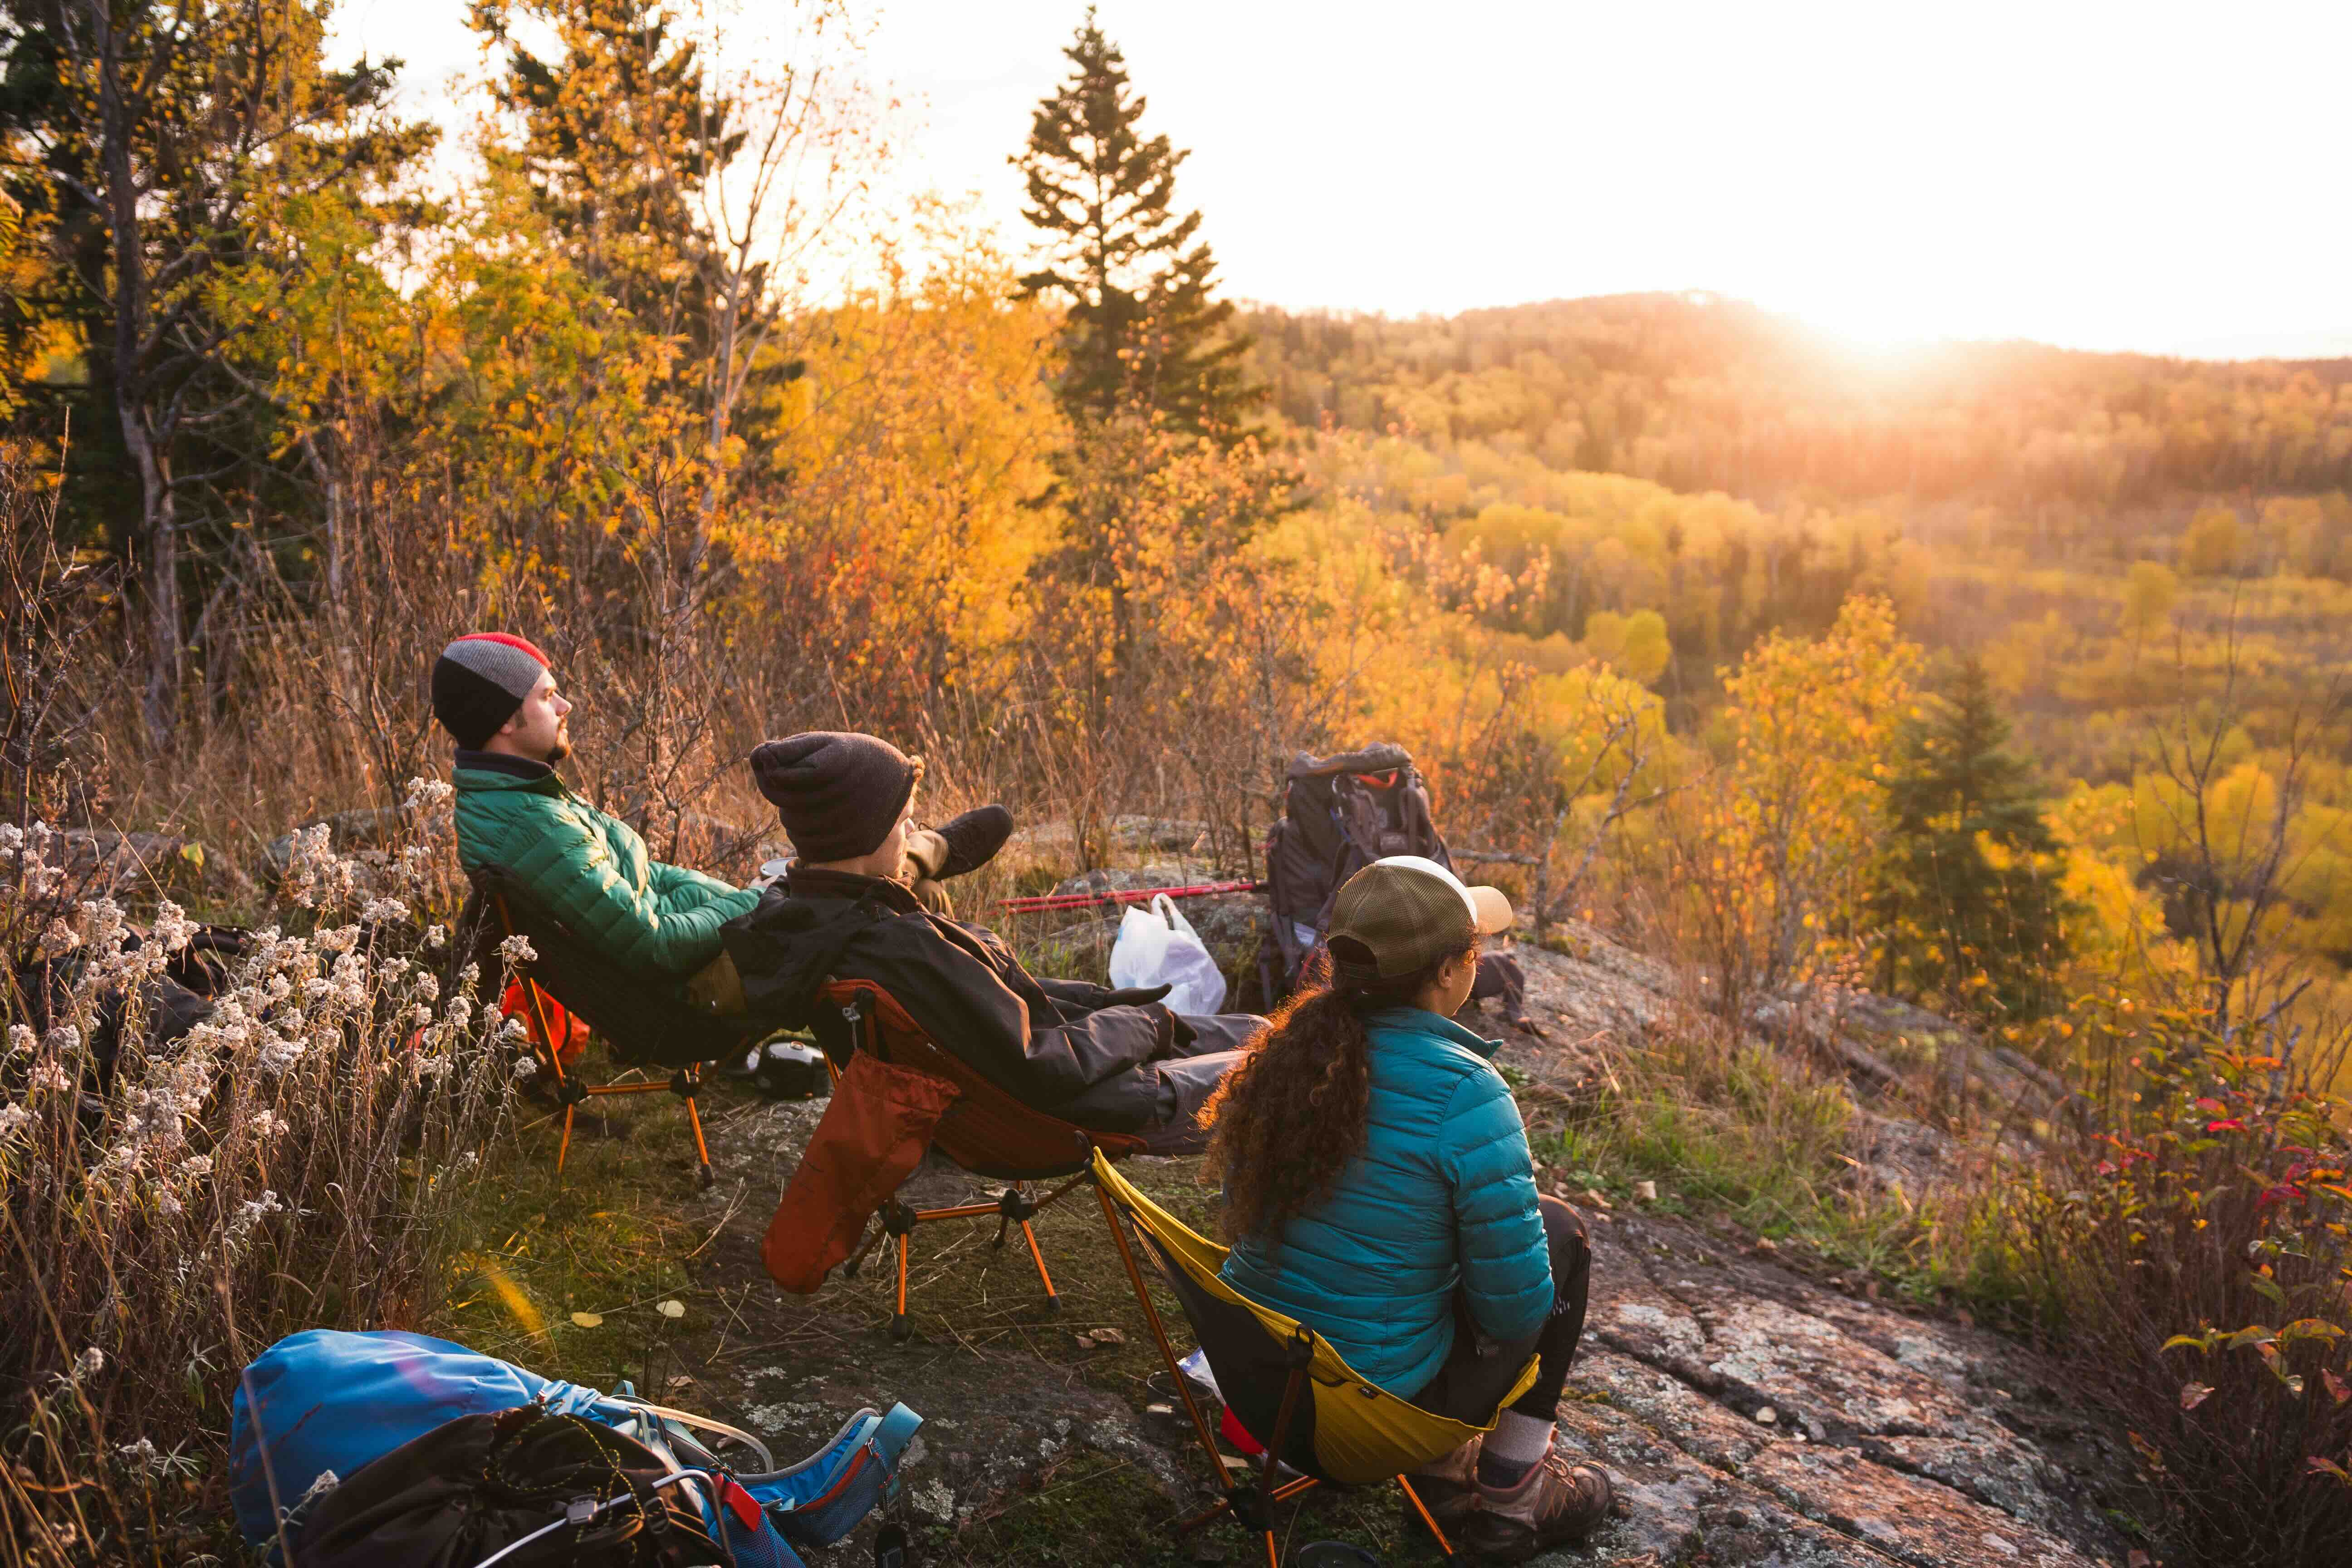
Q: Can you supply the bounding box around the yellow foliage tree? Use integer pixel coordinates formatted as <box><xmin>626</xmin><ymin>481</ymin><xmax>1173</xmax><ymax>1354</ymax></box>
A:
<box><xmin>1669</xmin><ymin>595</ymin><xmax>1922</xmax><ymax>1005</ymax></box>
<box><xmin>2123</xmin><ymin>560</ymin><xmax>2180</xmax><ymax>640</ymax></box>
<box><xmin>2180</xmin><ymin>502</ymin><xmax>2244</xmax><ymax>578</ymax></box>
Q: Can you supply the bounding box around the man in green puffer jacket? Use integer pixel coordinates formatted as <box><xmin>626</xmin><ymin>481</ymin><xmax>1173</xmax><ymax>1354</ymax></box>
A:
<box><xmin>431</xmin><ymin>633</ymin><xmax>1012</xmax><ymax>983</ymax></box>
<box><xmin>435</xmin><ymin>633</ymin><xmax>757</xmax><ymax>978</ymax></box>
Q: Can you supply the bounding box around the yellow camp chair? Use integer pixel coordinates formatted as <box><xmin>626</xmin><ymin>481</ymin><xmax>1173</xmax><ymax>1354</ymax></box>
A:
<box><xmin>1089</xmin><ymin>1151</ymin><xmax>1539</xmax><ymax>1566</ymax></box>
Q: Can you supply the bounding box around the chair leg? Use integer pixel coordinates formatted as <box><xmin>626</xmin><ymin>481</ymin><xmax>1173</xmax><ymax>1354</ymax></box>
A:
<box><xmin>1096</xmin><ymin>1181</ymin><xmax>1235</xmax><ymax>1495</ymax></box>
<box><xmin>556</xmin><ymin>1103</ymin><xmax>575</xmax><ymax>1178</ymax></box>
<box><xmin>891</xmin><ymin>1231</ymin><xmax>912</xmax><ymax>1343</ymax></box>
<box><xmin>677</xmin><ymin>1068</ymin><xmax>714</xmax><ymax>1189</ymax></box>
<box><xmin>1396</xmin><ymin>1475</ymin><xmax>1455</xmax><ymax>1558</ymax></box>
<box><xmin>1020</xmin><ymin>1220</ymin><xmax>1059</xmax><ymax>1312</ymax></box>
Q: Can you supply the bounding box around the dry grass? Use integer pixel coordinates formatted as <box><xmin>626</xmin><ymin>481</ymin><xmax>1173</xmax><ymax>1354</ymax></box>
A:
<box><xmin>0</xmin><ymin>794</ymin><xmax>512</xmax><ymax>1564</ymax></box>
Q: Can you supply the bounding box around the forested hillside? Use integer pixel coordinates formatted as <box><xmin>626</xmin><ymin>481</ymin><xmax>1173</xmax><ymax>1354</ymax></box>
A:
<box><xmin>3</xmin><ymin>3</ymin><xmax>2350</xmax><ymax>1563</ymax></box>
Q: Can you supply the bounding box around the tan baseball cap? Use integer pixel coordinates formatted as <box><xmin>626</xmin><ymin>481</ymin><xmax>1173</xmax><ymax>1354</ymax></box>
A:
<box><xmin>1328</xmin><ymin>855</ymin><xmax>1514</xmax><ymax>979</ymax></box>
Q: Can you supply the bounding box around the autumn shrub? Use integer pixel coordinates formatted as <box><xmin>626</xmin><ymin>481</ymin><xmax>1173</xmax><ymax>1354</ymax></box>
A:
<box><xmin>2017</xmin><ymin>986</ymin><xmax>2352</xmax><ymax>1567</ymax></box>
<box><xmin>0</xmin><ymin>787</ymin><xmax>511</xmax><ymax>1565</ymax></box>
<box><xmin>1542</xmin><ymin>989</ymin><xmax>2036</xmax><ymax>1300</ymax></box>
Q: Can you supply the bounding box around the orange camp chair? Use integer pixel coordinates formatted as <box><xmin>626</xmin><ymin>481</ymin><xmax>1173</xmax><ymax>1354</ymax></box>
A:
<box><xmin>810</xmin><ymin>978</ymin><xmax>1148</xmax><ymax>1342</ymax></box>
<box><xmin>455</xmin><ymin>867</ymin><xmax>765</xmax><ymax>1187</ymax></box>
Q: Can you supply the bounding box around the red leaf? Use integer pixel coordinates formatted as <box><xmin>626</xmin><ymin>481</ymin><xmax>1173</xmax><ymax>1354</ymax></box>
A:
<box><xmin>2206</xmin><ymin>1118</ymin><xmax>2246</xmax><ymax>1133</ymax></box>
<box><xmin>2178</xmin><ymin>1381</ymin><xmax>2214</xmax><ymax>1411</ymax></box>
<box><xmin>2324</xmin><ymin>1368</ymin><xmax>2350</xmax><ymax>1406</ymax></box>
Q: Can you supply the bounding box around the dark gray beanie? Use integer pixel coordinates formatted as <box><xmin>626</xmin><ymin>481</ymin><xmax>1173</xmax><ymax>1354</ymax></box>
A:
<box><xmin>750</xmin><ymin>732</ymin><xmax>921</xmax><ymax>862</ymax></box>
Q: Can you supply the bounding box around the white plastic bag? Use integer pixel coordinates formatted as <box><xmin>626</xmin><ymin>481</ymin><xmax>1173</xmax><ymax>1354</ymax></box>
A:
<box><xmin>1107</xmin><ymin>893</ymin><xmax>1228</xmax><ymax>1016</ymax></box>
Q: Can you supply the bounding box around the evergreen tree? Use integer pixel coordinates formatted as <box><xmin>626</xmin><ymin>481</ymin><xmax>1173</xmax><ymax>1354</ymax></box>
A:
<box><xmin>1014</xmin><ymin>8</ymin><xmax>1261</xmax><ymax>442</ymax></box>
<box><xmin>470</xmin><ymin>0</ymin><xmax>748</xmax><ymax>356</ymax></box>
<box><xmin>468</xmin><ymin>0</ymin><xmax>800</xmax><ymax>568</ymax></box>
<box><xmin>1870</xmin><ymin>657</ymin><xmax>2077</xmax><ymax>1020</ymax></box>
<box><xmin>1</xmin><ymin>0</ymin><xmax>427</xmax><ymax>745</ymax></box>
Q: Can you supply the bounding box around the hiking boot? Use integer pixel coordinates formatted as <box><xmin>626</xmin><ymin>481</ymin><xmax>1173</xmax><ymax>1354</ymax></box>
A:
<box><xmin>933</xmin><ymin>805</ymin><xmax>1014</xmax><ymax>879</ymax></box>
<box><xmin>1401</xmin><ymin>1435</ymin><xmax>1482</xmax><ymax>1537</ymax></box>
<box><xmin>1466</xmin><ymin>1444</ymin><xmax>1612</xmax><ymax>1561</ymax></box>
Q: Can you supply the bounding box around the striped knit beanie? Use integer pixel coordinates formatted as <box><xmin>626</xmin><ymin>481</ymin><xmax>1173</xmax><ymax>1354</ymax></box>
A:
<box><xmin>431</xmin><ymin>633</ymin><xmax>551</xmax><ymax>748</ymax></box>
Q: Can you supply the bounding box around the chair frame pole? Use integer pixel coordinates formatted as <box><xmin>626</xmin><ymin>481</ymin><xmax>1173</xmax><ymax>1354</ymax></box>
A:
<box><xmin>1395</xmin><ymin>1475</ymin><xmax>1455</xmax><ymax>1558</ymax></box>
<box><xmin>490</xmin><ymin>889</ymin><xmax>715</xmax><ymax>1187</ymax></box>
<box><xmin>1094</xmin><ymin>1180</ymin><xmax>1235</xmax><ymax>1497</ymax></box>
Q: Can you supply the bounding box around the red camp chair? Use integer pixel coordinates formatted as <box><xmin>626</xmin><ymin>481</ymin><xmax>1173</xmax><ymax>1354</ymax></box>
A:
<box><xmin>811</xmin><ymin>978</ymin><xmax>1147</xmax><ymax>1342</ymax></box>
<box><xmin>455</xmin><ymin>867</ymin><xmax>764</xmax><ymax>1187</ymax></box>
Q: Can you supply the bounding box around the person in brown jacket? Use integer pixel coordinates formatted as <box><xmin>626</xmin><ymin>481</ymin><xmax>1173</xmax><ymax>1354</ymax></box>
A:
<box><xmin>721</xmin><ymin>732</ymin><xmax>1259</xmax><ymax>1152</ymax></box>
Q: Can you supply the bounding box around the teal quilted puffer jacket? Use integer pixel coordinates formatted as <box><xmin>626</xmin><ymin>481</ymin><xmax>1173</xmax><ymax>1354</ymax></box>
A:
<box><xmin>451</xmin><ymin>760</ymin><xmax>758</xmax><ymax>977</ymax></box>
<box><xmin>1218</xmin><ymin>1006</ymin><xmax>1551</xmax><ymax>1398</ymax></box>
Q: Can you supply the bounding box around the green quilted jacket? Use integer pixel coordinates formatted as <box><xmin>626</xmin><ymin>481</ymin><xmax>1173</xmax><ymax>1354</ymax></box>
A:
<box><xmin>451</xmin><ymin>757</ymin><xmax>758</xmax><ymax>977</ymax></box>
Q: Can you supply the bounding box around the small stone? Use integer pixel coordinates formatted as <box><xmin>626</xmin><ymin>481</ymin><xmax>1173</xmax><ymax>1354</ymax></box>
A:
<box><xmin>1146</xmin><ymin>1402</ymin><xmax>1174</xmax><ymax>1418</ymax></box>
<box><xmin>1753</xmin><ymin>1236</ymin><xmax>1776</xmax><ymax>1254</ymax></box>
<box><xmin>1754</xmin><ymin>1405</ymin><xmax>1777</xmax><ymax>1425</ymax></box>
<box><xmin>1633</xmin><ymin>1180</ymin><xmax>1658</xmax><ymax>1203</ymax></box>
<box><xmin>1090</xmin><ymin>1327</ymin><xmax>1127</xmax><ymax>1345</ymax></box>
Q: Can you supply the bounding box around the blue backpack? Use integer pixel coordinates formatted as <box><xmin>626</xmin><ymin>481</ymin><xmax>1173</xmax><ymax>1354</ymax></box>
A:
<box><xmin>229</xmin><ymin>1330</ymin><xmax>919</xmax><ymax>1563</ymax></box>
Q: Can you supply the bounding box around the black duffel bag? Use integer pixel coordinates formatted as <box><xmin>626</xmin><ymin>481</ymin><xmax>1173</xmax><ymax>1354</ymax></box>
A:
<box><xmin>269</xmin><ymin>1404</ymin><xmax>734</xmax><ymax>1568</ymax></box>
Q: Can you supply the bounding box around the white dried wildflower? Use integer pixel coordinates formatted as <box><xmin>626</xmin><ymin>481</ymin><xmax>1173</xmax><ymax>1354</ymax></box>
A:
<box><xmin>424</xmin><ymin>923</ymin><xmax>449</xmax><ymax>948</ymax></box>
<box><xmin>226</xmin><ymin>1190</ymin><xmax>284</xmax><ymax>1248</ymax></box>
<box><xmin>30</xmin><ymin>1060</ymin><xmax>72</xmax><ymax>1094</ymax></box>
<box><xmin>281</xmin><ymin>824</ymin><xmax>356</xmax><ymax>908</ymax></box>
<box><xmin>97</xmin><ymin>1142</ymin><xmax>140</xmax><ymax>1174</ymax></box>
<box><xmin>6</xmin><ymin>1024</ymin><xmax>32</xmax><ymax>1056</ymax></box>
<box><xmin>403</xmin><ymin>777</ymin><xmax>454</xmax><ymax>813</ymax></box>
<box><xmin>257</xmin><ymin>1031</ymin><xmax>306</xmax><ymax>1076</ymax></box>
<box><xmin>150</xmin><ymin>900</ymin><xmax>198</xmax><ymax>954</ymax></box>
<box><xmin>74</xmin><ymin>1347</ymin><xmax>105</xmax><ymax>1381</ymax></box>
<box><xmin>178</xmin><ymin>1154</ymin><xmax>213</xmax><ymax>1180</ymax></box>
<box><xmin>409</xmin><ymin>970</ymin><xmax>440</xmax><ymax>1004</ymax></box>
<box><xmin>266</xmin><ymin>972</ymin><xmax>292</xmax><ymax>1002</ymax></box>
<box><xmin>39</xmin><ymin>916</ymin><xmax>80</xmax><ymax>957</ymax></box>
<box><xmin>498</xmin><ymin>934</ymin><xmax>537</xmax><ymax>966</ymax></box>
<box><xmin>360</xmin><ymin>896</ymin><xmax>410</xmax><ymax>925</ymax></box>
<box><xmin>116</xmin><ymin>1438</ymin><xmax>159</xmax><ymax>1473</ymax></box>
<box><xmin>0</xmin><ymin>822</ymin><xmax>21</xmax><ymax>853</ymax></box>
<box><xmin>445</xmin><ymin>995</ymin><xmax>473</xmax><ymax>1030</ymax></box>
<box><xmin>313</xmin><ymin>923</ymin><xmax>361</xmax><ymax>956</ymax></box>
<box><xmin>0</xmin><ymin>1103</ymin><xmax>32</xmax><ymax>1142</ymax></box>
<box><xmin>249</xmin><ymin>1109</ymin><xmax>286</xmax><ymax>1140</ymax></box>
<box><xmin>511</xmin><ymin>1054</ymin><xmax>540</xmax><ymax>1080</ymax></box>
<box><xmin>77</xmin><ymin>898</ymin><xmax>129</xmax><ymax>952</ymax></box>
<box><xmin>44</xmin><ymin>1024</ymin><xmax>81</xmax><ymax>1054</ymax></box>
<box><xmin>500</xmin><ymin>1014</ymin><xmax>530</xmax><ymax>1041</ymax></box>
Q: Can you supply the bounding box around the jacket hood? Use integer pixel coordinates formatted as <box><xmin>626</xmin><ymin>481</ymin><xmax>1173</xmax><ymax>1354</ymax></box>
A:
<box><xmin>719</xmin><ymin>879</ymin><xmax>900</xmax><ymax>1027</ymax></box>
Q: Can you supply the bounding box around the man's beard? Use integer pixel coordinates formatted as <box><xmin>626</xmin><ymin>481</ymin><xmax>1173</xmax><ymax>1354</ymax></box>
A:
<box><xmin>544</xmin><ymin>725</ymin><xmax>572</xmax><ymax>763</ymax></box>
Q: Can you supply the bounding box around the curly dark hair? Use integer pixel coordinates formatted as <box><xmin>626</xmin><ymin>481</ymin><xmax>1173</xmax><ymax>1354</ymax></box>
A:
<box><xmin>1200</xmin><ymin>936</ymin><xmax>1476</xmax><ymax>1248</ymax></box>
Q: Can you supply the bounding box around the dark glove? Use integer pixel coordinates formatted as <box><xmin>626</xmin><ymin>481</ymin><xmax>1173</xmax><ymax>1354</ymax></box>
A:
<box><xmin>1034</xmin><ymin>976</ymin><xmax>1173</xmax><ymax>1012</ymax></box>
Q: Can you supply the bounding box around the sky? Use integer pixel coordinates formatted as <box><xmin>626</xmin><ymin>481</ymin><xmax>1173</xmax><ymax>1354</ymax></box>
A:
<box><xmin>327</xmin><ymin>0</ymin><xmax>2352</xmax><ymax>359</ymax></box>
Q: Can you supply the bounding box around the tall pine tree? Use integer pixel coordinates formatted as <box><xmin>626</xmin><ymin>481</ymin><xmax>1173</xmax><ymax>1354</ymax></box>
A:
<box><xmin>1014</xmin><ymin>9</ymin><xmax>1260</xmax><ymax>442</ymax></box>
<box><xmin>1870</xmin><ymin>657</ymin><xmax>2077</xmax><ymax>1020</ymax></box>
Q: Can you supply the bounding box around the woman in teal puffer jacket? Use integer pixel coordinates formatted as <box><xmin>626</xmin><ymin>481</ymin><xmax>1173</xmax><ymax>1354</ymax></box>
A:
<box><xmin>1203</xmin><ymin>856</ymin><xmax>1611</xmax><ymax>1562</ymax></box>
